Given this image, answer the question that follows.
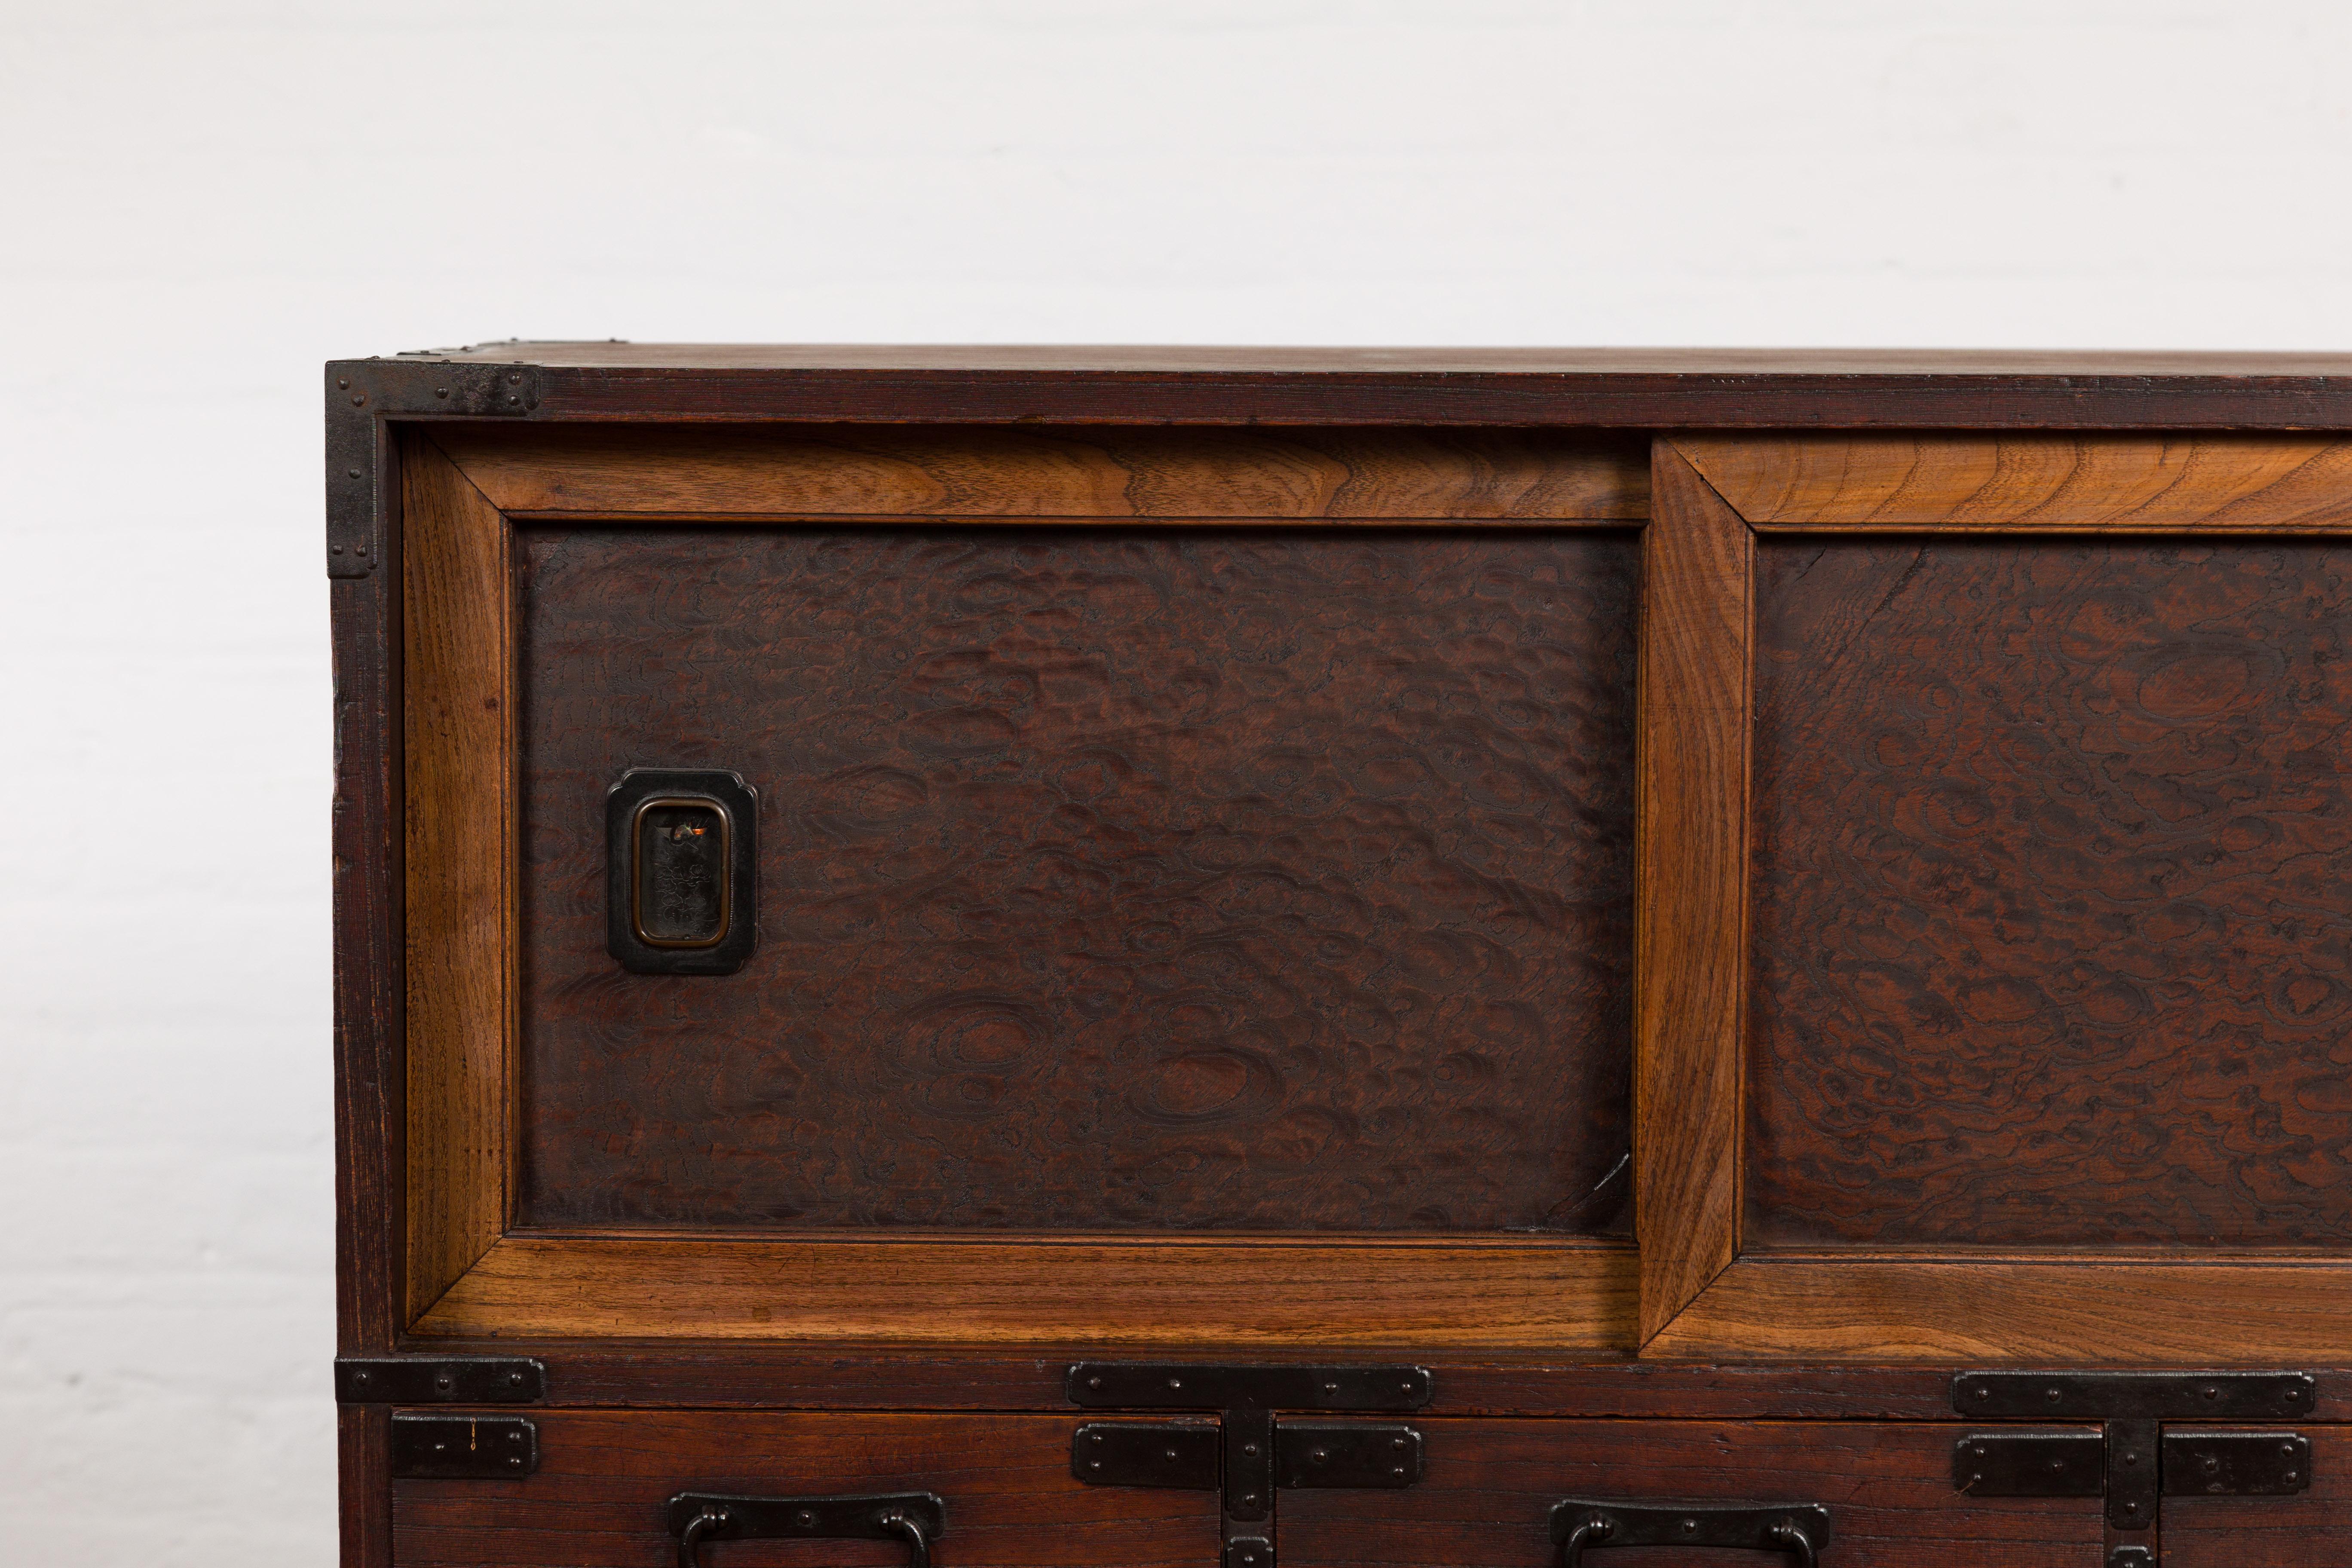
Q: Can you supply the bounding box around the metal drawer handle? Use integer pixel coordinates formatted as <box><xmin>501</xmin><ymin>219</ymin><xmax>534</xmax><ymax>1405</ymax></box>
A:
<box><xmin>1551</xmin><ymin>1498</ymin><xmax>1831</xmax><ymax>1568</ymax></box>
<box><xmin>668</xmin><ymin>1490</ymin><xmax>944</xmax><ymax>1568</ymax></box>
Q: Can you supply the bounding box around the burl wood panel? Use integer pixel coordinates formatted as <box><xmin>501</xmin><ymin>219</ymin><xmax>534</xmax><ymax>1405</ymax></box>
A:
<box><xmin>1277</xmin><ymin>1420</ymin><xmax>2103</xmax><ymax>1567</ymax></box>
<box><xmin>392</xmin><ymin>1413</ymin><xmax>1218</xmax><ymax>1567</ymax></box>
<box><xmin>515</xmin><ymin>527</ymin><xmax>1638</xmax><ymax>1233</ymax></box>
<box><xmin>1749</xmin><ymin>538</ymin><xmax>2352</xmax><ymax>1249</ymax></box>
<box><xmin>2166</xmin><ymin>1426</ymin><xmax>2352</xmax><ymax>1568</ymax></box>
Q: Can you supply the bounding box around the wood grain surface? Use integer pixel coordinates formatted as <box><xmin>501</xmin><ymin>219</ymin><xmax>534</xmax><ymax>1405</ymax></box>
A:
<box><xmin>515</xmin><ymin>526</ymin><xmax>1638</xmax><ymax>1236</ymax></box>
<box><xmin>403</xmin><ymin>440</ymin><xmax>514</xmax><ymax>1320</ymax></box>
<box><xmin>392</xmin><ymin>1412</ymin><xmax>1219</xmax><ymax>1567</ymax></box>
<box><xmin>1634</xmin><ymin>446</ymin><xmax>1752</xmax><ymax>1341</ymax></box>
<box><xmin>1642</xmin><ymin>1257</ymin><xmax>2352</xmax><ymax>1362</ymax></box>
<box><xmin>409</xmin><ymin>1235</ymin><xmax>1634</xmax><ymax>1348</ymax></box>
<box><xmin>1748</xmin><ymin>538</ymin><xmax>2352</xmax><ymax>1250</ymax></box>
<box><xmin>1278</xmin><ymin>1418</ymin><xmax>2103</xmax><ymax>1567</ymax></box>
<box><xmin>436</xmin><ymin>425</ymin><xmax>1646</xmax><ymax>520</ymax></box>
<box><xmin>2166</xmin><ymin>1426</ymin><xmax>2352</xmax><ymax>1568</ymax></box>
<box><xmin>1681</xmin><ymin>434</ymin><xmax>2352</xmax><ymax>530</ymax></box>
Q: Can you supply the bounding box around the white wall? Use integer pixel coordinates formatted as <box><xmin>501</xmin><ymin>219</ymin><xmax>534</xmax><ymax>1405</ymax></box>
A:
<box><xmin>2</xmin><ymin>2</ymin><xmax>2346</xmax><ymax>1560</ymax></box>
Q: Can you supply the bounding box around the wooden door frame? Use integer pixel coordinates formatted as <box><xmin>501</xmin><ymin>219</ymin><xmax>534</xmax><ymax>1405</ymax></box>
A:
<box><xmin>396</xmin><ymin>422</ymin><xmax>1651</xmax><ymax>1348</ymax></box>
<box><xmin>1636</xmin><ymin>432</ymin><xmax>2352</xmax><ymax>1361</ymax></box>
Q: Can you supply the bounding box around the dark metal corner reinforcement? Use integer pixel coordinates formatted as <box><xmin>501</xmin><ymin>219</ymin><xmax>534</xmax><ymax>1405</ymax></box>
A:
<box><xmin>324</xmin><ymin>356</ymin><xmax>541</xmax><ymax>579</ymax></box>
<box><xmin>1069</xmin><ymin>1363</ymin><xmax>1430</xmax><ymax>1568</ymax></box>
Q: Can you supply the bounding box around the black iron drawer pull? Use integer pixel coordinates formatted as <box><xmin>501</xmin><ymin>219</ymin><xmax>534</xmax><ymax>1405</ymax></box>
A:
<box><xmin>1550</xmin><ymin>1498</ymin><xmax>1831</xmax><ymax>1568</ymax></box>
<box><xmin>668</xmin><ymin>1491</ymin><xmax>943</xmax><ymax>1568</ymax></box>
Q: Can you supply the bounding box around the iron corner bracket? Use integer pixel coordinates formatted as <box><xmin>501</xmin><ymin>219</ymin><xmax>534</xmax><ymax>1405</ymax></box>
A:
<box><xmin>324</xmin><ymin>356</ymin><xmax>543</xmax><ymax>579</ymax></box>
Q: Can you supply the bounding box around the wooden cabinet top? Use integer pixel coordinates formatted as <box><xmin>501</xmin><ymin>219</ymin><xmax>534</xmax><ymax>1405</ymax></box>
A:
<box><xmin>333</xmin><ymin>344</ymin><xmax>2352</xmax><ymax>429</ymax></box>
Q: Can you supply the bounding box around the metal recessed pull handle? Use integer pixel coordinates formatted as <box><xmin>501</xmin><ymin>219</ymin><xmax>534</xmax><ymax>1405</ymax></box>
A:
<box><xmin>668</xmin><ymin>1491</ymin><xmax>943</xmax><ymax>1568</ymax></box>
<box><xmin>1550</xmin><ymin>1498</ymin><xmax>1831</xmax><ymax>1568</ymax></box>
<box><xmin>606</xmin><ymin>769</ymin><xmax>758</xmax><ymax>975</ymax></box>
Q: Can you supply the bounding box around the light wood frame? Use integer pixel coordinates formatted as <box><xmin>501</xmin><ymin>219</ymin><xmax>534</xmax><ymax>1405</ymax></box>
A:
<box><xmin>399</xmin><ymin>423</ymin><xmax>1649</xmax><ymax>1347</ymax></box>
<box><xmin>1636</xmin><ymin>432</ymin><xmax>2352</xmax><ymax>1362</ymax></box>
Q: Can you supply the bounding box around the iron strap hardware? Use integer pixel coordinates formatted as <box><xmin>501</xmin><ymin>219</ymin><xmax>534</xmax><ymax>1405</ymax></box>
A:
<box><xmin>1952</xmin><ymin>1370</ymin><xmax>2318</xmax><ymax>1551</ymax></box>
<box><xmin>389</xmin><ymin>1414</ymin><xmax>539</xmax><ymax>1479</ymax></box>
<box><xmin>325</xmin><ymin>356</ymin><xmax>542</xmax><ymax>579</ymax></box>
<box><xmin>336</xmin><ymin>1356</ymin><xmax>546</xmax><ymax>1404</ymax></box>
<box><xmin>1956</xmin><ymin>1429</ymin><xmax>2311</xmax><ymax>1500</ymax></box>
<box><xmin>1068</xmin><ymin>1362</ymin><xmax>1431</xmax><ymax>1568</ymax></box>
<box><xmin>1548</xmin><ymin>1499</ymin><xmax>1831</xmax><ymax>1568</ymax></box>
<box><xmin>666</xmin><ymin>1491</ymin><xmax>943</xmax><ymax>1568</ymax></box>
<box><xmin>1074</xmin><ymin>1419</ymin><xmax>1424</xmax><ymax>1491</ymax></box>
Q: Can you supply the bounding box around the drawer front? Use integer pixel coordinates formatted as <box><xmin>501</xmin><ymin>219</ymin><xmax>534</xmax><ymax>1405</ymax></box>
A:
<box><xmin>392</xmin><ymin>1412</ymin><xmax>1219</xmax><ymax>1567</ymax></box>
<box><xmin>1277</xmin><ymin>1420</ymin><xmax>2103</xmax><ymax>1567</ymax></box>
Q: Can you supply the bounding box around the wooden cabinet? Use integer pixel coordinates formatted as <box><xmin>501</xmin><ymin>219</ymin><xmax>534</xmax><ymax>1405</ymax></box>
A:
<box><xmin>333</xmin><ymin>348</ymin><xmax>2352</xmax><ymax>1567</ymax></box>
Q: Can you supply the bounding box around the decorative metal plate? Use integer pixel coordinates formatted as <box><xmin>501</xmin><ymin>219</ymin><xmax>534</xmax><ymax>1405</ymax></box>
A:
<box><xmin>1954</xmin><ymin>1431</ymin><xmax>2106</xmax><ymax>1498</ymax></box>
<box><xmin>389</xmin><ymin>1414</ymin><xmax>538</xmax><ymax>1479</ymax></box>
<box><xmin>2165</xmin><ymin>1431</ymin><xmax>2311</xmax><ymax>1496</ymax></box>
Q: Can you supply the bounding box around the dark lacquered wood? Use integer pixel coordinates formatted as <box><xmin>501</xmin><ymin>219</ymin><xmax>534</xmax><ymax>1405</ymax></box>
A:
<box><xmin>340</xmin><ymin>1405</ymin><xmax>393</xmax><ymax>1568</ymax></box>
<box><xmin>514</xmin><ymin>526</ymin><xmax>1638</xmax><ymax>1236</ymax></box>
<box><xmin>1278</xmin><ymin>1418</ymin><xmax>2104</xmax><ymax>1567</ymax></box>
<box><xmin>380</xmin><ymin>1343</ymin><xmax>2352</xmax><ymax>1422</ymax></box>
<box><xmin>332</xmin><ymin>567</ymin><xmax>402</xmax><ymax>1353</ymax></box>
<box><xmin>397</xmin><ymin>345</ymin><xmax>2352</xmax><ymax>430</ymax></box>
<box><xmin>390</xmin><ymin>1412</ymin><xmax>1219</xmax><ymax>1566</ymax></box>
<box><xmin>1748</xmin><ymin>538</ymin><xmax>2352</xmax><ymax>1250</ymax></box>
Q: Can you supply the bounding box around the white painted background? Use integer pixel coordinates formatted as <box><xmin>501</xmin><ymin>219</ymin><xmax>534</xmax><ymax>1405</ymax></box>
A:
<box><xmin>2</xmin><ymin>2</ymin><xmax>2347</xmax><ymax>1560</ymax></box>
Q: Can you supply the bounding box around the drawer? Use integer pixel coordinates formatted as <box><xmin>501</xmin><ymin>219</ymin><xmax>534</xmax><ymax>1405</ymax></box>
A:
<box><xmin>1279</xmin><ymin>1419</ymin><xmax>2110</xmax><ymax>1567</ymax></box>
<box><xmin>392</xmin><ymin>1412</ymin><xmax>1219</xmax><ymax>1567</ymax></box>
<box><xmin>1278</xmin><ymin>1415</ymin><xmax>2352</xmax><ymax>1567</ymax></box>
